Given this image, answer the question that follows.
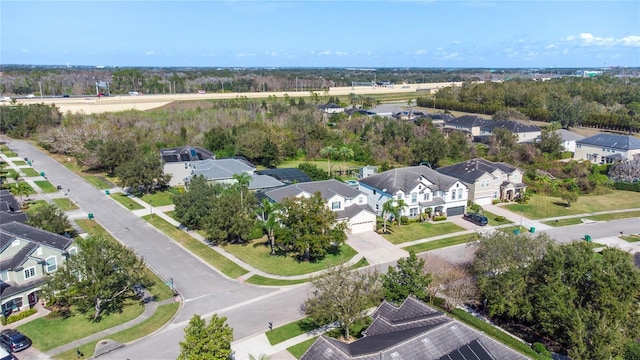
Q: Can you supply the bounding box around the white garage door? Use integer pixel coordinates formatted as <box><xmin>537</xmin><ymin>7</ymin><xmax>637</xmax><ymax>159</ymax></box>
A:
<box><xmin>475</xmin><ymin>197</ymin><xmax>493</xmax><ymax>206</ymax></box>
<box><xmin>350</xmin><ymin>220</ymin><xmax>375</xmax><ymax>233</ymax></box>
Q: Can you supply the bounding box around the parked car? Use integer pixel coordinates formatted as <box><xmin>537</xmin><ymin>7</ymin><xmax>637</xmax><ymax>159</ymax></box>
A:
<box><xmin>25</xmin><ymin>94</ymin><xmax>35</xmax><ymax>98</ymax></box>
<box><xmin>463</xmin><ymin>213</ymin><xmax>488</xmax><ymax>226</ymax></box>
<box><xmin>0</xmin><ymin>329</ymin><xmax>32</xmax><ymax>352</ymax></box>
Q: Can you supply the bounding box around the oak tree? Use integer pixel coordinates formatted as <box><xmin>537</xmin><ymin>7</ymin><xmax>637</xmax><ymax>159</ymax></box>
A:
<box><xmin>179</xmin><ymin>314</ymin><xmax>233</xmax><ymax>360</ymax></box>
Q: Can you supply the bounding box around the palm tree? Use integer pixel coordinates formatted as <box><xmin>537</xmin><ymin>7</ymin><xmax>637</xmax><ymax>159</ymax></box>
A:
<box><xmin>10</xmin><ymin>180</ymin><xmax>31</xmax><ymax>206</ymax></box>
<box><xmin>320</xmin><ymin>146</ymin><xmax>337</xmax><ymax>177</ymax></box>
<box><xmin>395</xmin><ymin>199</ymin><xmax>408</xmax><ymax>227</ymax></box>
<box><xmin>338</xmin><ymin>146</ymin><xmax>354</xmax><ymax>177</ymax></box>
<box><xmin>381</xmin><ymin>200</ymin><xmax>396</xmax><ymax>234</ymax></box>
<box><xmin>256</xmin><ymin>199</ymin><xmax>282</xmax><ymax>255</ymax></box>
<box><xmin>233</xmin><ymin>172</ymin><xmax>252</xmax><ymax>207</ymax></box>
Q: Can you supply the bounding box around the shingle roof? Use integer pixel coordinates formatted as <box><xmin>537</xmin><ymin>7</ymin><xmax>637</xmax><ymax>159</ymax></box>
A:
<box><xmin>335</xmin><ymin>204</ymin><xmax>375</xmax><ymax>221</ymax></box>
<box><xmin>301</xmin><ymin>296</ymin><xmax>530</xmax><ymax>360</ymax></box>
<box><xmin>554</xmin><ymin>129</ymin><xmax>585</xmax><ymax>142</ymax></box>
<box><xmin>481</xmin><ymin>120</ymin><xmax>540</xmax><ymax>133</ymax></box>
<box><xmin>255</xmin><ymin>168</ymin><xmax>312</xmax><ymax>184</ymax></box>
<box><xmin>0</xmin><ymin>190</ymin><xmax>28</xmax><ymax>225</ymax></box>
<box><xmin>160</xmin><ymin>146</ymin><xmax>216</xmax><ymax>163</ymax></box>
<box><xmin>576</xmin><ymin>133</ymin><xmax>640</xmax><ymax>150</ymax></box>
<box><xmin>436</xmin><ymin>158</ymin><xmax>520</xmax><ymax>184</ymax></box>
<box><xmin>0</xmin><ymin>221</ymin><xmax>73</xmax><ymax>252</ymax></box>
<box><xmin>265</xmin><ymin>179</ymin><xmax>363</xmax><ymax>203</ymax></box>
<box><xmin>444</xmin><ymin>115</ymin><xmax>490</xmax><ymax>128</ymax></box>
<box><xmin>358</xmin><ymin>166</ymin><xmax>459</xmax><ymax>194</ymax></box>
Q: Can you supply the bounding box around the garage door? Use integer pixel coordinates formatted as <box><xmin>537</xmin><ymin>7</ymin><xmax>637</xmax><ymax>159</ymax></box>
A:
<box><xmin>446</xmin><ymin>206</ymin><xmax>465</xmax><ymax>217</ymax></box>
<box><xmin>350</xmin><ymin>220</ymin><xmax>375</xmax><ymax>234</ymax></box>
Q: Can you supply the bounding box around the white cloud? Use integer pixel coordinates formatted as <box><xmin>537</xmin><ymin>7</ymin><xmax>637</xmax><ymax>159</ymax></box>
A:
<box><xmin>442</xmin><ymin>52</ymin><xmax>459</xmax><ymax>60</ymax></box>
<box><xmin>335</xmin><ymin>51</ymin><xmax>348</xmax><ymax>56</ymax></box>
<box><xmin>317</xmin><ymin>50</ymin><xmax>332</xmax><ymax>56</ymax></box>
<box><xmin>562</xmin><ymin>48</ymin><xmax>570</xmax><ymax>55</ymax></box>
<box><xmin>414</xmin><ymin>49</ymin><xmax>428</xmax><ymax>55</ymax></box>
<box><xmin>564</xmin><ymin>33</ymin><xmax>640</xmax><ymax>47</ymax></box>
<box><xmin>265</xmin><ymin>51</ymin><xmax>278</xmax><ymax>57</ymax></box>
<box><xmin>236</xmin><ymin>53</ymin><xmax>256</xmax><ymax>57</ymax></box>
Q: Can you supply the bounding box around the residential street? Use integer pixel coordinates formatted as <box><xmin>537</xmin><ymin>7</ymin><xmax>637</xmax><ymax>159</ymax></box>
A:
<box><xmin>5</xmin><ymin>139</ymin><xmax>640</xmax><ymax>360</ymax></box>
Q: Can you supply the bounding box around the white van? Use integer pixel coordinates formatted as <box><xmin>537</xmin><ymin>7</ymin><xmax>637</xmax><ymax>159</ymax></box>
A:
<box><xmin>128</xmin><ymin>91</ymin><xmax>140</xmax><ymax>96</ymax></box>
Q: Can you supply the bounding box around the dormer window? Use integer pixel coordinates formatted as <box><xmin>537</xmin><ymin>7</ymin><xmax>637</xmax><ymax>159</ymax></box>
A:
<box><xmin>331</xmin><ymin>201</ymin><xmax>341</xmax><ymax>210</ymax></box>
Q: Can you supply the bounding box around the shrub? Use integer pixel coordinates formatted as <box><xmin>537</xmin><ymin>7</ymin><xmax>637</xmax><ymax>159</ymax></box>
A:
<box><xmin>494</xmin><ymin>215</ymin><xmax>506</xmax><ymax>222</ymax></box>
<box><xmin>491</xmin><ymin>199</ymin><xmax>501</xmax><ymax>205</ymax></box>
<box><xmin>433</xmin><ymin>215</ymin><xmax>447</xmax><ymax>221</ymax></box>
<box><xmin>6</xmin><ymin>308</ymin><xmax>37</xmax><ymax>324</ymax></box>
<box><xmin>469</xmin><ymin>204</ymin><xmax>482</xmax><ymax>213</ymax></box>
<box><xmin>0</xmin><ymin>315</ymin><xmax>5</xmax><ymax>326</ymax></box>
<box><xmin>400</xmin><ymin>216</ymin><xmax>409</xmax><ymax>225</ymax></box>
<box><xmin>532</xmin><ymin>342</ymin><xmax>552</xmax><ymax>358</ymax></box>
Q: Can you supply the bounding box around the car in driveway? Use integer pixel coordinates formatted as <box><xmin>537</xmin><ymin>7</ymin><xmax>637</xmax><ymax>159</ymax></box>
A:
<box><xmin>0</xmin><ymin>329</ymin><xmax>31</xmax><ymax>352</ymax></box>
<box><xmin>463</xmin><ymin>213</ymin><xmax>488</xmax><ymax>226</ymax></box>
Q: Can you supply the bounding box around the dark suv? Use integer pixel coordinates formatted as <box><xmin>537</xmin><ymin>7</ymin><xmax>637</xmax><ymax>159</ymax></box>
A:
<box><xmin>0</xmin><ymin>329</ymin><xmax>31</xmax><ymax>352</ymax></box>
<box><xmin>463</xmin><ymin>213</ymin><xmax>488</xmax><ymax>226</ymax></box>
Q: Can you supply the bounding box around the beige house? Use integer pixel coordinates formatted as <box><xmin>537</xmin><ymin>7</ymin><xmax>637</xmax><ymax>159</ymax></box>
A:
<box><xmin>437</xmin><ymin>158</ymin><xmax>526</xmax><ymax>205</ymax></box>
<box><xmin>0</xmin><ymin>222</ymin><xmax>75</xmax><ymax>315</ymax></box>
<box><xmin>573</xmin><ymin>134</ymin><xmax>640</xmax><ymax>164</ymax></box>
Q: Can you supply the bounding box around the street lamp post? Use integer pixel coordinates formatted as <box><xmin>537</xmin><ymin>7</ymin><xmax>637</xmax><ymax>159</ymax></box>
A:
<box><xmin>38</xmin><ymin>81</ymin><xmax>43</xmax><ymax>99</ymax></box>
<box><xmin>150</xmin><ymin>200</ymin><xmax>153</xmax><ymax>217</ymax></box>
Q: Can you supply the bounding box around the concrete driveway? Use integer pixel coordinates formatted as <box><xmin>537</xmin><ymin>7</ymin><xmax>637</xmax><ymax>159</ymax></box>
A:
<box><xmin>347</xmin><ymin>231</ymin><xmax>408</xmax><ymax>265</ymax></box>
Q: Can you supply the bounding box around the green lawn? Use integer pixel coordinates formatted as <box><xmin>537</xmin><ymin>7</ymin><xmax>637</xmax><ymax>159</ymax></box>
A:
<box><xmin>164</xmin><ymin>210</ymin><xmax>176</xmax><ymax>219</ymax></box>
<box><xmin>288</xmin><ymin>337</ymin><xmax>318</xmax><ymax>359</ymax></box>
<box><xmin>142</xmin><ymin>215</ymin><xmax>248</xmax><ymax>279</ymax></box>
<box><xmin>479</xmin><ymin>210</ymin><xmax>513</xmax><ymax>226</ymax></box>
<box><xmin>351</xmin><ymin>257</ymin><xmax>369</xmax><ymax>269</ymax></box>
<box><xmin>84</xmin><ymin>175</ymin><xmax>112</xmax><ymax>190</ymax></box>
<box><xmin>278</xmin><ymin>159</ymin><xmax>363</xmax><ymax>174</ymax></box>
<box><xmin>21</xmin><ymin>168</ymin><xmax>39</xmax><ymax>177</ymax></box>
<box><xmin>587</xmin><ymin>210</ymin><xmax>640</xmax><ymax>222</ymax></box>
<box><xmin>12</xmin><ymin>160</ymin><xmax>27</xmax><ymax>166</ymax></box>
<box><xmin>621</xmin><ymin>234</ymin><xmax>640</xmax><ymax>243</ymax></box>
<box><xmin>141</xmin><ymin>190</ymin><xmax>175</xmax><ymax>206</ymax></box>
<box><xmin>222</xmin><ymin>240</ymin><xmax>357</xmax><ymax>276</ymax></box>
<box><xmin>382</xmin><ymin>221</ymin><xmax>465</xmax><ymax>244</ymax></box>
<box><xmin>34</xmin><ymin>180</ymin><xmax>59</xmax><ymax>193</ymax></box>
<box><xmin>110</xmin><ymin>193</ymin><xmax>145</xmax><ymax>210</ymax></box>
<box><xmin>18</xmin><ymin>302</ymin><xmax>144</xmax><ymax>351</ymax></box>
<box><xmin>543</xmin><ymin>218</ymin><xmax>584</xmax><ymax>227</ymax></box>
<box><xmin>1</xmin><ymin>149</ymin><xmax>18</xmax><ymax>157</ymax></box>
<box><xmin>403</xmin><ymin>233</ymin><xmax>479</xmax><ymax>253</ymax></box>
<box><xmin>2</xmin><ymin>169</ymin><xmax>19</xmax><ymax>180</ymax></box>
<box><xmin>75</xmin><ymin>219</ymin><xmax>175</xmax><ymax>301</ymax></box>
<box><xmin>53</xmin><ymin>302</ymin><xmax>179</xmax><ymax>360</ymax></box>
<box><xmin>266</xmin><ymin>318</ymin><xmax>317</xmax><ymax>345</ymax></box>
<box><xmin>245</xmin><ymin>275</ymin><xmax>309</xmax><ymax>286</ymax></box>
<box><xmin>52</xmin><ymin>198</ymin><xmax>78</xmax><ymax>211</ymax></box>
<box><xmin>499</xmin><ymin>225</ymin><xmax>530</xmax><ymax>234</ymax></box>
<box><xmin>506</xmin><ymin>191</ymin><xmax>640</xmax><ymax>219</ymax></box>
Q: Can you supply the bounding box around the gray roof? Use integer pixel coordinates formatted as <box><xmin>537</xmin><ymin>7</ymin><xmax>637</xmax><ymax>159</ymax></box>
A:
<box><xmin>255</xmin><ymin>168</ymin><xmax>312</xmax><ymax>184</ymax></box>
<box><xmin>437</xmin><ymin>158</ymin><xmax>520</xmax><ymax>184</ymax></box>
<box><xmin>0</xmin><ymin>222</ymin><xmax>73</xmax><ymax>272</ymax></box>
<box><xmin>265</xmin><ymin>179</ymin><xmax>363</xmax><ymax>203</ymax></box>
<box><xmin>554</xmin><ymin>129</ymin><xmax>585</xmax><ymax>142</ymax></box>
<box><xmin>317</xmin><ymin>103</ymin><xmax>343</xmax><ymax>110</ymax></box>
<box><xmin>187</xmin><ymin>159</ymin><xmax>284</xmax><ymax>190</ymax></box>
<box><xmin>160</xmin><ymin>145</ymin><xmax>216</xmax><ymax>163</ymax></box>
<box><xmin>336</xmin><ymin>204</ymin><xmax>375</xmax><ymax>221</ymax></box>
<box><xmin>0</xmin><ymin>190</ymin><xmax>28</xmax><ymax>225</ymax></box>
<box><xmin>444</xmin><ymin>115</ymin><xmax>490</xmax><ymax>128</ymax></box>
<box><xmin>481</xmin><ymin>120</ymin><xmax>541</xmax><ymax>133</ymax></box>
<box><xmin>576</xmin><ymin>133</ymin><xmax>640</xmax><ymax>150</ymax></box>
<box><xmin>359</xmin><ymin>166</ymin><xmax>459</xmax><ymax>195</ymax></box>
<box><xmin>301</xmin><ymin>296</ymin><xmax>529</xmax><ymax>360</ymax></box>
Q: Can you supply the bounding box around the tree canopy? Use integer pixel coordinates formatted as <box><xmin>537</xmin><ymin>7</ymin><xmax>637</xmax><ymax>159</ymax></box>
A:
<box><xmin>381</xmin><ymin>252</ymin><xmax>431</xmax><ymax>304</ymax></box>
<box><xmin>117</xmin><ymin>151</ymin><xmax>170</xmax><ymax>195</ymax></box>
<box><xmin>178</xmin><ymin>314</ymin><xmax>233</xmax><ymax>360</ymax></box>
<box><xmin>27</xmin><ymin>203</ymin><xmax>76</xmax><ymax>236</ymax></box>
<box><xmin>43</xmin><ymin>236</ymin><xmax>152</xmax><ymax>321</ymax></box>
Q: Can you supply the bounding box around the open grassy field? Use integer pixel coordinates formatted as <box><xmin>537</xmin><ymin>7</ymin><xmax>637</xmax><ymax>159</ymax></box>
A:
<box><xmin>222</xmin><ymin>240</ymin><xmax>357</xmax><ymax>276</ymax></box>
<box><xmin>382</xmin><ymin>221</ymin><xmax>465</xmax><ymax>244</ymax></box>
<box><xmin>506</xmin><ymin>191</ymin><xmax>640</xmax><ymax>219</ymax></box>
<box><xmin>278</xmin><ymin>159</ymin><xmax>364</xmax><ymax>175</ymax></box>
<box><xmin>543</xmin><ymin>210</ymin><xmax>640</xmax><ymax>227</ymax></box>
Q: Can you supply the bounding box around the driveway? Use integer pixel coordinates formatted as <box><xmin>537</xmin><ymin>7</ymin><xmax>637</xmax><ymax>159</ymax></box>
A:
<box><xmin>347</xmin><ymin>231</ymin><xmax>408</xmax><ymax>265</ymax></box>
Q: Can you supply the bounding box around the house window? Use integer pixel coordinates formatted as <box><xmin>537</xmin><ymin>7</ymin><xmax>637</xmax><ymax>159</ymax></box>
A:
<box><xmin>409</xmin><ymin>208</ymin><xmax>418</xmax><ymax>217</ymax></box>
<box><xmin>373</xmin><ymin>190</ymin><xmax>376</xmax><ymax>195</ymax></box>
<box><xmin>46</xmin><ymin>257</ymin><xmax>57</xmax><ymax>272</ymax></box>
<box><xmin>458</xmin><ymin>190</ymin><xmax>463</xmax><ymax>199</ymax></box>
<box><xmin>423</xmin><ymin>193</ymin><xmax>430</xmax><ymax>201</ymax></box>
<box><xmin>331</xmin><ymin>201</ymin><xmax>341</xmax><ymax>210</ymax></box>
<box><xmin>513</xmin><ymin>175</ymin><xmax>519</xmax><ymax>182</ymax></box>
<box><xmin>451</xmin><ymin>190</ymin><xmax>456</xmax><ymax>200</ymax></box>
<box><xmin>577</xmin><ymin>144</ymin><xmax>581</xmax><ymax>149</ymax></box>
<box><xmin>396</xmin><ymin>194</ymin><xmax>402</xmax><ymax>200</ymax></box>
<box><xmin>493</xmin><ymin>191</ymin><xmax>498</xmax><ymax>199</ymax></box>
<box><xmin>24</xmin><ymin>267</ymin><xmax>36</xmax><ymax>280</ymax></box>
<box><xmin>411</xmin><ymin>193</ymin><xmax>417</xmax><ymax>204</ymax></box>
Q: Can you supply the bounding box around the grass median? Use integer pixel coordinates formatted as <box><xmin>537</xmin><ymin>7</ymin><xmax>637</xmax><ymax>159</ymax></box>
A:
<box><xmin>382</xmin><ymin>221</ymin><xmax>465</xmax><ymax>244</ymax></box>
<box><xmin>34</xmin><ymin>180</ymin><xmax>58</xmax><ymax>193</ymax></box>
<box><xmin>403</xmin><ymin>233</ymin><xmax>478</xmax><ymax>253</ymax></box>
<box><xmin>142</xmin><ymin>215</ymin><xmax>248</xmax><ymax>279</ymax></box>
<box><xmin>52</xmin><ymin>197</ymin><xmax>79</xmax><ymax>211</ymax></box>
<box><xmin>110</xmin><ymin>193</ymin><xmax>145</xmax><ymax>210</ymax></box>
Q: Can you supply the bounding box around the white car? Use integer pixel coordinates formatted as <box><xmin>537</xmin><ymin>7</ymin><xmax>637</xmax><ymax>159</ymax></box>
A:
<box><xmin>0</xmin><ymin>97</ymin><xmax>11</xmax><ymax>102</ymax></box>
<box><xmin>198</xmin><ymin>90</ymin><xmax>206</xmax><ymax>94</ymax></box>
<box><xmin>25</xmin><ymin>94</ymin><xmax>35</xmax><ymax>98</ymax></box>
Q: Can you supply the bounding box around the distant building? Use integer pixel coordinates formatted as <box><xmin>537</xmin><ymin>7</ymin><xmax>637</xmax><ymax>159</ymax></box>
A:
<box><xmin>186</xmin><ymin>158</ymin><xmax>284</xmax><ymax>191</ymax></box>
<box><xmin>0</xmin><ymin>190</ymin><xmax>28</xmax><ymax>225</ymax></box>
<box><xmin>574</xmin><ymin>133</ymin><xmax>640</xmax><ymax>164</ymax></box>
<box><xmin>479</xmin><ymin>120</ymin><xmax>541</xmax><ymax>143</ymax></box>
<box><xmin>317</xmin><ymin>103</ymin><xmax>344</xmax><ymax>114</ymax></box>
<box><xmin>161</xmin><ymin>146</ymin><xmax>216</xmax><ymax>186</ymax></box>
<box><xmin>443</xmin><ymin>115</ymin><xmax>490</xmax><ymax>138</ymax></box>
<box><xmin>358</xmin><ymin>165</ymin><xmax>378</xmax><ymax>179</ymax></box>
<box><xmin>554</xmin><ymin>129</ymin><xmax>585</xmax><ymax>153</ymax></box>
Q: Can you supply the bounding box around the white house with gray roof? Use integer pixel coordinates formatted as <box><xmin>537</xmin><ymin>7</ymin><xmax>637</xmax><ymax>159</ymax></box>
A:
<box><xmin>358</xmin><ymin>166</ymin><xmax>468</xmax><ymax>218</ymax></box>
<box><xmin>184</xmin><ymin>158</ymin><xmax>284</xmax><ymax>191</ymax></box>
<box><xmin>554</xmin><ymin>129</ymin><xmax>585</xmax><ymax>153</ymax></box>
<box><xmin>0</xmin><ymin>221</ymin><xmax>75</xmax><ymax>316</ymax></box>
<box><xmin>264</xmin><ymin>179</ymin><xmax>376</xmax><ymax>234</ymax></box>
<box><xmin>437</xmin><ymin>158</ymin><xmax>526</xmax><ymax>205</ymax></box>
<box><xmin>573</xmin><ymin>133</ymin><xmax>640</xmax><ymax>164</ymax></box>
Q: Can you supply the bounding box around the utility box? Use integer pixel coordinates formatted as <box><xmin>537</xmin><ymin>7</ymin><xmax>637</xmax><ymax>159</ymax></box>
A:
<box><xmin>530</xmin><ymin>227</ymin><xmax>535</xmax><ymax>233</ymax></box>
<box><xmin>40</xmin><ymin>171</ymin><xmax>45</xmax><ymax>177</ymax></box>
<box><xmin>514</xmin><ymin>229</ymin><xmax>520</xmax><ymax>235</ymax></box>
<box><xmin>105</xmin><ymin>190</ymin><xmax>110</xmax><ymax>195</ymax></box>
<box><xmin>585</xmin><ymin>235</ymin><xmax>591</xmax><ymax>242</ymax></box>
<box><xmin>88</xmin><ymin>213</ymin><xmax>94</xmax><ymax>220</ymax></box>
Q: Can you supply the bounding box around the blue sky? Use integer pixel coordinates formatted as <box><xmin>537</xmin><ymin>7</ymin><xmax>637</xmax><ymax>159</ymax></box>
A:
<box><xmin>1</xmin><ymin>1</ymin><xmax>639</xmax><ymax>68</ymax></box>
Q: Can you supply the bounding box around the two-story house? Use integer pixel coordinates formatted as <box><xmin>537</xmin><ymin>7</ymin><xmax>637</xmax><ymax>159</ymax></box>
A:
<box><xmin>554</xmin><ymin>129</ymin><xmax>585</xmax><ymax>153</ymax></box>
<box><xmin>263</xmin><ymin>179</ymin><xmax>376</xmax><ymax>234</ymax></box>
<box><xmin>443</xmin><ymin>115</ymin><xmax>490</xmax><ymax>138</ymax></box>
<box><xmin>436</xmin><ymin>158</ymin><xmax>526</xmax><ymax>205</ymax></box>
<box><xmin>0</xmin><ymin>221</ymin><xmax>75</xmax><ymax>315</ymax></box>
<box><xmin>573</xmin><ymin>133</ymin><xmax>640</xmax><ymax>164</ymax></box>
<box><xmin>479</xmin><ymin>120</ymin><xmax>541</xmax><ymax>143</ymax></box>
<box><xmin>358</xmin><ymin>166</ymin><xmax>468</xmax><ymax>218</ymax></box>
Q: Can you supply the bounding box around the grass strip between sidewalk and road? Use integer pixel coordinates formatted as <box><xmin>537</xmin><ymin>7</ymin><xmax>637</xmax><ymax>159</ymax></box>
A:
<box><xmin>245</xmin><ymin>275</ymin><xmax>309</xmax><ymax>286</ymax></box>
<box><xmin>52</xmin><ymin>197</ymin><xmax>79</xmax><ymax>211</ymax></box>
<box><xmin>21</xmin><ymin>168</ymin><xmax>39</xmax><ymax>177</ymax></box>
<box><xmin>110</xmin><ymin>193</ymin><xmax>145</xmax><ymax>210</ymax></box>
<box><xmin>543</xmin><ymin>210</ymin><xmax>640</xmax><ymax>227</ymax></box>
<box><xmin>142</xmin><ymin>215</ymin><xmax>248</xmax><ymax>279</ymax></box>
<box><xmin>403</xmin><ymin>233</ymin><xmax>479</xmax><ymax>253</ymax></box>
<box><xmin>266</xmin><ymin>318</ymin><xmax>316</xmax><ymax>345</ymax></box>
<box><xmin>52</xmin><ymin>302</ymin><xmax>180</xmax><ymax>360</ymax></box>
<box><xmin>33</xmin><ymin>180</ymin><xmax>58</xmax><ymax>193</ymax></box>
